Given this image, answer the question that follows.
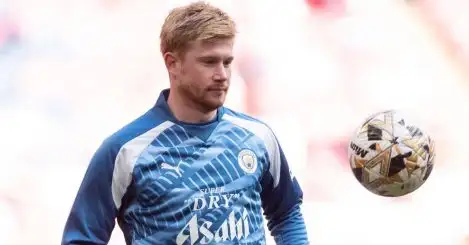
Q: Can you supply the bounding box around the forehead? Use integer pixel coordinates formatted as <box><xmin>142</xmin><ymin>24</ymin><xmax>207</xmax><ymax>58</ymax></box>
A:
<box><xmin>185</xmin><ymin>38</ymin><xmax>234</xmax><ymax>57</ymax></box>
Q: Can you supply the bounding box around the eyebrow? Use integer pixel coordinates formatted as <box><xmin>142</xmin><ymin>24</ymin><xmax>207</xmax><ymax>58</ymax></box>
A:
<box><xmin>197</xmin><ymin>55</ymin><xmax>234</xmax><ymax>61</ymax></box>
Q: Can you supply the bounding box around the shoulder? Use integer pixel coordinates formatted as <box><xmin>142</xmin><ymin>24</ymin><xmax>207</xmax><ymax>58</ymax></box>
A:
<box><xmin>222</xmin><ymin>108</ymin><xmax>282</xmax><ymax>176</ymax></box>
<box><xmin>100</xmin><ymin>109</ymin><xmax>173</xmax><ymax>156</ymax></box>
<box><xmin>222</xmin><ymin>107</ymin><xmax>278</xmax><ymax>146</ymax></box>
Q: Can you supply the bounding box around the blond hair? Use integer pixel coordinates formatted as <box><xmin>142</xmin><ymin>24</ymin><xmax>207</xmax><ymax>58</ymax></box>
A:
<box><xmin>160</xmin><ymin>1</ymin><xmax>237</xmax><ymax>55</ymax></box>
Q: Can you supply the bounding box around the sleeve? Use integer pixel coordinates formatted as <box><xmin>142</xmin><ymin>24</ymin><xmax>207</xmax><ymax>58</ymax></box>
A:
<box><xmin>61</xmin><ymin>141</ymin><xmax>119</xmax><ymax>245</ymax></box>
<box><xmin>260</xmin><ymin>135</ymin><xmax>309</xmax><ymax>245</ymax></box>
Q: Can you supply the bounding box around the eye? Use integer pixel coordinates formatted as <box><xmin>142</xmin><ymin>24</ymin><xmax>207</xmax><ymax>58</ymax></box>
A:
<box><xmin>223</xmin><ymin>58</ymin><xmax>234</xmax><ymax>67</ymax></box>
<box><xmin>198</xmin><ymin>56</ymin><xmax>218</xmax><ymax>66</ymax></box>
<box><xmin>204</xmin><ymin>59</ymin><xmax>218</xmax><ymax>65</ymax></box>
<box><xmin>223</xmin><ymin>60</ymin><xmax>232</xmax><ymax>67</ymax></box>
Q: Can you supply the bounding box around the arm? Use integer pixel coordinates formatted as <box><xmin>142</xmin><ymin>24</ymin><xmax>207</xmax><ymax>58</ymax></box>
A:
<box><xmin>261</xmin><ymin>137</ymin><xmax>309</xmax><ymax>245</ymax></box>
<box><xmin>62</xmin><ymin>141</ymin><xmax>118</xmax><ymax>245</ymax></box>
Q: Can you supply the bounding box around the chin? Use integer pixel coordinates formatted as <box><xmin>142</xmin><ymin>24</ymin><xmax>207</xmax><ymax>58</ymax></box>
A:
<box><xmin>201</xmin><ymin>98</ymin><xmax>225</xmax><ymax>111</ymax></box>
<box><xmin>208</xmin><ymin>100</ymin><xmax>225</xmax><ymax>109</ymax></box>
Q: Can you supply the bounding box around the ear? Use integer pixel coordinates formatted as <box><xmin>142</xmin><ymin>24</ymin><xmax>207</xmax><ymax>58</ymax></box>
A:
<box><xmin>163</xmin><ymin>52</ymin><xmax>179</xmax><ymax>76</ymax></box>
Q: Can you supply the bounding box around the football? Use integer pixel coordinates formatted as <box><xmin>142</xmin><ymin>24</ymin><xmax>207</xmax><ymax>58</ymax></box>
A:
<box><xmin>348</xmin><ymin>110</ymin><xmax>435</xmax><ymax>197</ymax></box>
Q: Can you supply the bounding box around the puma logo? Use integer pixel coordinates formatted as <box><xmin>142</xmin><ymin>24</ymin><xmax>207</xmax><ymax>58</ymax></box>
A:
<box><xmin>161</xmin><ymin>162</ymin><xmax>182</xmax><ymax>177</ymax></box>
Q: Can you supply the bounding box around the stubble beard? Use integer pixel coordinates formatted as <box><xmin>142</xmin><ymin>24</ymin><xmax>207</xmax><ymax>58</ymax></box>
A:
<box><xmin>178</xmin><ymin>82</ymin><xmax>224</xmax><ymax>113</ymax></box>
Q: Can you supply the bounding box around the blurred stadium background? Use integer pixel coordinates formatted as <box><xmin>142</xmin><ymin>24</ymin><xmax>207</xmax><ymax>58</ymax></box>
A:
<box><xmin>2</xmin><ymin>0</ymin><xmax>469</xmax><ymax>244</ymax></box>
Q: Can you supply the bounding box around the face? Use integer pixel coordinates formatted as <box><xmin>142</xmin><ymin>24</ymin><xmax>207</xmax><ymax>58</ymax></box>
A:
<box><xmin>166</xmin><ymin>38</ymin><xmax>234</xmax><ymax>112</ymax></box>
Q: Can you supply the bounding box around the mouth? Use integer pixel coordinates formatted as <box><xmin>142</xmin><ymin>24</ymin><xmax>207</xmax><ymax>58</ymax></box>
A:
<box><xmin>207</xmin><ymin>87</ymin><xmax>228</xmax><ymax>92</ymax></box>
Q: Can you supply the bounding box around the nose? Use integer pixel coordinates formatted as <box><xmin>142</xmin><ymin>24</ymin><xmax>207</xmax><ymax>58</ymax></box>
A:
<box><xmin>213</xmin><ymin>64</ymin><xmax>228</xmax><ymax>82</ymax></box>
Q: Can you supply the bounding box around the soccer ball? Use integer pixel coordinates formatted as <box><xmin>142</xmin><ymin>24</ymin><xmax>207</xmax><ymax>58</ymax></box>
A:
<box><xmin>348</xmin><ymin>110</ymin><xmax>435</xmax><ymax>197</ymax></box>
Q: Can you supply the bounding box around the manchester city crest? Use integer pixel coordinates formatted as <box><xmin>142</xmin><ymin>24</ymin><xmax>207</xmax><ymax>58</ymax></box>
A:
<box><xmin>238</xmin><ymin>149</ymin><xmax>258</xmax><ymax>174</ymax></box>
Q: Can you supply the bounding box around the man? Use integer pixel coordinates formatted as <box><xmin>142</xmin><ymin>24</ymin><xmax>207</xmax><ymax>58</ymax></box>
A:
<box><xmin>62</xmin><ymin>2</ymin><xmax>309</xmax><ymax>244</ymax></box>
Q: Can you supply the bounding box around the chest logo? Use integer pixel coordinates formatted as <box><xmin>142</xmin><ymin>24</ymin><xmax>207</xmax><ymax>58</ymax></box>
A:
<box><xmin>237</xmin><ymin>149</ymin><xmax>258</xmax><ymax>174</ymax></box>
<box><xmin>161</xmin><ymin>162</ymin><xmax>182</xmax><ymax>177</ymax></box>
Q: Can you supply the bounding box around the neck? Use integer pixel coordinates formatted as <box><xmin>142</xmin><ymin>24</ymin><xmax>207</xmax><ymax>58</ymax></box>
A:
<box><xmin>167</xmin><ymin>89</ymin><xmax>217</xmax><ymax>124</ymax></box>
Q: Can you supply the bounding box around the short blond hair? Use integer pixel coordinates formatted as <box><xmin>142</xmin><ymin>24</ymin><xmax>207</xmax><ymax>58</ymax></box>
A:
<box><xmin>160</xmin><ymin>1</ymin><xmax>237</xmax><ymax>55</ymax></box>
